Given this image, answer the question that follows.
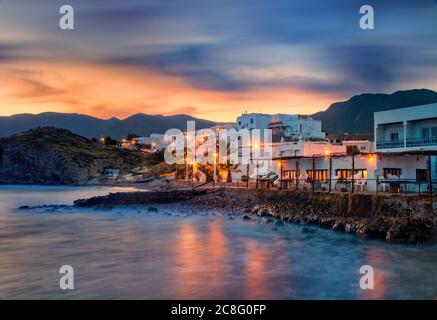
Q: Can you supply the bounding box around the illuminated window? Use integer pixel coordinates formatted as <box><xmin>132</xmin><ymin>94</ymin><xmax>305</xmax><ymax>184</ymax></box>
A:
<box><xmin>283</xmin><ymin>170</ymin><xmax>300</xmax><ymax>181</ymax></box>
<box><xmin>307</xmin><ymin>170</ymin><xmax>329</xmax><ymax>183</ymax></box>
<box><xmin>336</xmin><ymin>169</ymin><xmax>367</xmax><ymax>180</ymax></box>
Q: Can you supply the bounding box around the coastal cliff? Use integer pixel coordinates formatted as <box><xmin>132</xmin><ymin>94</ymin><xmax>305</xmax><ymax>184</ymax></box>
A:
<box><xmin>73</xmin><ymin>188</ymin><xmax>437</xmax><ymax>243</ymax></box>
<box><xmin>0</xmin><ymin>127</ymin><xmax>145</xmax><ymax>185</ymax></box>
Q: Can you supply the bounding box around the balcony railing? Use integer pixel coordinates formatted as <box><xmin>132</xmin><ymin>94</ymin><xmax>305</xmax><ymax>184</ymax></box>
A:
<box><xmin>377</xmin><ymin>137</ymin><xmax>437</xmax><ymax>149</ymax></box>
<box><xmin>406</xmin><ymin>137</ymin><xmax>437</xmax><ymax>148</ymax></box>
<box><xmin>376</xmin><ymin>140</ymin><xmax>404</xmax><ymax>149</ymax></box>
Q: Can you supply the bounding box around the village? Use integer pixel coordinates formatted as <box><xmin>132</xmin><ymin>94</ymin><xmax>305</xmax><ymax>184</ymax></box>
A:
<box><xmin>113</xmin><ymin>102</ymin><xmax>437</xmax><ymax>196</ymax></box>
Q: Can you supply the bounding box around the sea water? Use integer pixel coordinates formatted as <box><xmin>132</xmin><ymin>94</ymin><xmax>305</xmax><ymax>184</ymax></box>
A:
<box><xmin>0</xmin><ymin>185</ymin><xmax>436</xmax><ymax>299</ymax></box>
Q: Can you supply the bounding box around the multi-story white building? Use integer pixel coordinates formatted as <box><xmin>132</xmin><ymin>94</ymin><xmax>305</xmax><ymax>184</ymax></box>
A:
<box><xmin>374</xmin><ymin>103</ymin><xmax>437</xmax><ymax>191</ymax></box>
<box><xmin>263</xmin><ymin>104</ymin><xmax>437</xmax><ymax>193</ymax></box>
<box><xmin>236</xmin><ymin>113</ymin><xmax>272</xmax><ymax>131</ymax></box>
<box><xmin>236</xmin><ymin>112</ymin><xmax>325</xmax><ymax>140</ymax></box>
<box><xmin>268</xmin><ymin>114</ymin><xmax>325</xmax><ymax>140</ymax></box>
<box><xmin>375</xmin><ymin>103</ymin><xmax>437</xmax><ymax>153</ymax></box>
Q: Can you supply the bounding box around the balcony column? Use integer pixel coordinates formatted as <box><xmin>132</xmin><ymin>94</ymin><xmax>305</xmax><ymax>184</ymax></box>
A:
<box><xmin>403</xmin><ymin>120</ymin><xmax>408</xmax><ymax>148</ymax></box>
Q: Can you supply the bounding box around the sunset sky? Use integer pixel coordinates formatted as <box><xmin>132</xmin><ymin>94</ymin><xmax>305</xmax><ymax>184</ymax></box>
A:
<box><xmin>0</xmin><ymin>0</ymin><xmax>436</xmax><ymax>122</ymax></box>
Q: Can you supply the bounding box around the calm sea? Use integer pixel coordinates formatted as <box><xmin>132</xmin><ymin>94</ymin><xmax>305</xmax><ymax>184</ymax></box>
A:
<box><xmin>0</xmin><ymin>185</ymin><xmax>436</xmax><ymax>299</ymax></box>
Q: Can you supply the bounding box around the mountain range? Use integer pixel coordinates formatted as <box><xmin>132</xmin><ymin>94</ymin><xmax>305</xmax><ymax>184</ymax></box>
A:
<box><xmin>0</xmin><ymin>113</ymin><xmax>216</xmax><ymax>140</ymax></box>
<box><xmin>0</xmin><ymin>89</ymin><xmax>436</xmax><ymax>139</ymax></box>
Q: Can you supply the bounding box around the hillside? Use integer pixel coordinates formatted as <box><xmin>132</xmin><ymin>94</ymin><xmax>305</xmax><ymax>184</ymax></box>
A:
<box><xmin>312</xmin><ymin>89</ymin><xmax>437</xmax><ymax>134</ymax></box>
<box><xmin>0</xmin><ymin>113</ymin><xmax>216</xmax><ymax>140</ymax></box>
<box><xmin>0</xmin><ymin>127</ymin><xmax>145</xmax><ymax>184</ymax></box>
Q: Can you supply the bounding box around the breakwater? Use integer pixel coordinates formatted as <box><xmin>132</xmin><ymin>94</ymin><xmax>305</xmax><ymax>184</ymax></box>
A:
<box><xmin>74</xmin><ymin>188</ymin><xmax>437</xmax><ymax>243</ymax></box>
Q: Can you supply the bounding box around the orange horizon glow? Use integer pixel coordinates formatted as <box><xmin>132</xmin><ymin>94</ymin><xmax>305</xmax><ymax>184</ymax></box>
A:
<box><xmin>0</xmin><ymin>61</ymin><xmax>343</xmax><ymax>122</ymax></box>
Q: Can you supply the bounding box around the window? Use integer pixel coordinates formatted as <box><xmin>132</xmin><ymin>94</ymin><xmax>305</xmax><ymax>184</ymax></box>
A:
<box><xmin>416</xmin><ymin>169</ymin><xmax>427</xmax><ymax>182</ymax></box>
<box><xmin>307</xmin><ymin>170</ymin><xmax>329</xmax><ymax>183</ymax></box>
<box><xmin>250</xmin><ymin>119</ymin><xmax>254</xmax><ymax>124</ymax></box>
<box><xmin>390</xmin><ymin>132</ymin><xmax>399</xmax><ymax>141</ymax></box>
<box><xmin>432</xmin><ymin>127</ymin><xmax>437</xmax><ymax>138</ymax></box>
<box><xmin>336</xmin><ymin>169</ymin><xmax>368</xmax><ymax>180</ymax></box>
<box><xmin>383</xmin><ymin>168</ymin><xmax>402</xmax><ymax>178</ymax></box>
<box><xmin>360</xmin><ymin>145</ymin><xmax>366</xmax><ymax>151</ymax></box>
<box><xmin>238</xmin><ymin>121</ymin><xmax>241</xmax><ymax>126</ymax></box>
<box><xmin>421</xmin><ymin>128</ymin><xmax>430</xmax><ymax>139</ymax></box>
<box><xmin>283</xmin><ymin>170</ymin><xmax>300</xmax><ymax>181</ymax></box>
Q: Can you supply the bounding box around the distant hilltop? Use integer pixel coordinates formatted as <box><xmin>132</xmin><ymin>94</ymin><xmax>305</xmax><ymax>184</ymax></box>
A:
<box><xmin>312</xmin><ymin>89</ymin><xmax>437</xmax><ymax>134</ymax></box>
<box><xmin>0</xmin><ymin>89</ymin><xmax>436</xmax><ymax>138</ymax></box>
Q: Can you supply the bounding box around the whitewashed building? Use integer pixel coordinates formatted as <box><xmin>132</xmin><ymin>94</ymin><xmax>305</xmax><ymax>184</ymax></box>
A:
<box><xmin>236</xmin><ymin>112</ymin><xmax>325</xmax><ymax>141</ymax></box>
<box><xmin>268</xmin><ymin>114</ymin><xmax>325</xmax><ymax>140</ymax></box>
<box><xmin>374</xmin><ymin>103</ymin><xmax>437</xmax><ymax>192</ymax></box>
<box><xmin>375</xmin><ymin>103</ymin><xmax>437</xmax><ymax>152</ymax></box>
<box><xmin>236</xmin><ymin>113</ymin><xmax>272</xmax><ymax>131</ymax></box>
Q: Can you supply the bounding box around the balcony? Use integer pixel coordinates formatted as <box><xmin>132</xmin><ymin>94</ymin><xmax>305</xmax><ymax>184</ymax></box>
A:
<box><xmin>406</xmin><ymin>137</ymin><xmax>437</xmax><ymax>148</ymax></box>
<box><xmin>376</xmin><ymin>137</ymin><xmax>437</xmax><ymax>149</ymax></box>
<box><xmin>376</xmin><ymin>140</ymin><xmax>404</xmax><ymax>149</ymax></box>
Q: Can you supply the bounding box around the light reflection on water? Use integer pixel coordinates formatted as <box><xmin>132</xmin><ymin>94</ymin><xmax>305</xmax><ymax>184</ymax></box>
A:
<box><xmin>0</xmin><ymin>186</ymin><xmax>437</xmax><ymax>299</ymax></box>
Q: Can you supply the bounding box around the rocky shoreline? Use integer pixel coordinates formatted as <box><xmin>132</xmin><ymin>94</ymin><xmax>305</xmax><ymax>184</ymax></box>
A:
<box><xmin>73</xmin><ymin>187</ymin><xmax>437</xmax><ymax>244</ymax></box>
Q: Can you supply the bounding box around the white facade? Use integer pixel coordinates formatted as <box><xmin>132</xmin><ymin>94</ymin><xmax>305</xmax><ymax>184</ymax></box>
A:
<box><xmin>272</xmin><ymin>153</ymin><xmax>378</xmax><ymax>191</ymax></box>
<box><xmin>276</xmin><ymin>140</ymin><xmax>346</xmax><ymax>158</ymax></box>
<box><xmin>269</xmin><ymin>114</ymin><xmax>325</xmax><ymax>140</ymax></box>
<box><xmin>375</xmin><ymin>103</ymin><xmax>437</xmax><ymax>152</ymax></box>
<box><xmin>236</xmin><ymin>112</ymin><xmax>325</xmax><ymax>140</ymax></box>
<box><xmin>236</xmin><ymin>113</ymin><xmax>271</xmax><ymax>131</ymax></box>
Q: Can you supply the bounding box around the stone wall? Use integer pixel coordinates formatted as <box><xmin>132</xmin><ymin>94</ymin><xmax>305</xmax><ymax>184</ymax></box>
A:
<box><xmin>214</xmin><ymin>188</ymin><xmax>437</xmax><ymax>243</ymax></box>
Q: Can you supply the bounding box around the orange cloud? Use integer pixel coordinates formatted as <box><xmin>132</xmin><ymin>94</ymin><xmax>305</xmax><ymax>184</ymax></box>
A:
<box><xmin>0</xmin><ymin>61</ymin><xmax>338</xmax><ymax>121</ymax></box>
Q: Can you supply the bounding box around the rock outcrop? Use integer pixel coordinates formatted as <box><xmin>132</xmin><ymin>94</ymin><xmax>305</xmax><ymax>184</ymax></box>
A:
<box><xmin>0</xmin><ymin>127</ymin><xmax>144</xmax><ymax>184</ymax></box>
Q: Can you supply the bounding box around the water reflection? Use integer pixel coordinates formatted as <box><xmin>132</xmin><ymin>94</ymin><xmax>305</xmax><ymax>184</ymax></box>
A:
<box><xmin>0</xmin><ymin>186</ymin><xmax>437</xmax><ymax>299</ymax></box>
<box><xmin>361</xmin><ymin>248</ymin><xmax>390</xmax><ymax>300</ymax></box>
<box><xmin>243</xmin><ymin>240</ymin><xmax>269</xmax><ymax>299</ymax></box>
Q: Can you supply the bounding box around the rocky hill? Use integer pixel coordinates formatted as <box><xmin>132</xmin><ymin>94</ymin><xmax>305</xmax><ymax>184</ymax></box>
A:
<box><xmin>0</xmin><ymin>127</ymin><xmax>145</xmax><ymax>185</ymax></box>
